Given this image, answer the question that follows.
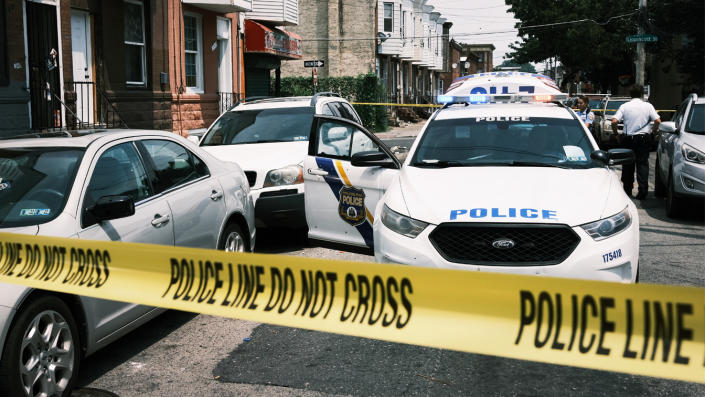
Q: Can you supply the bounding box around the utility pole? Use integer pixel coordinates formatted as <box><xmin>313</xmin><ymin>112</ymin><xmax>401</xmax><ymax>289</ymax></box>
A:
<box><xmin>636</xmin><ymin>0</ymin><xmax>646</xmax><ymax>86</ymax></box>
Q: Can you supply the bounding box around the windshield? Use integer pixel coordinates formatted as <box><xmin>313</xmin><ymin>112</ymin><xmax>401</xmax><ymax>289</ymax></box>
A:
<box><xmin>685</xmin><ymin>103</ymin><xmax>705</xmax><ymax>134</ymax></box>
<box><xmin>605</xmin><ymin>100</ymin><xmax>628</xmax><ymax>116</ymax></box>
<box><xmin>589</xmin><ymin>99</ymin><xmax>601</xmax><ymax>110</ymax></box>
<box><xmin>201</xmin><ymin>107</ymin><xmax>315</xmax><ymax>146</ymax></box>
<box><xmin>410</xmin><ymin>116</ymin><xmax>599</xmax><ymax>169</ymax></box>
<box><xmin>0</xmin><ymin>148</ymin><xmax>84</xmax><ymax>228</ymax></box>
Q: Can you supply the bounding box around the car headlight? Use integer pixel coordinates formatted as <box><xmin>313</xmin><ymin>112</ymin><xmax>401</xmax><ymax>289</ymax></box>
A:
<box><xmin>580</xmin><ymin>207</ymin><xmax>631</xmax><ymax>241</ymax></box>
<box><xmin>682</xmin><ymin>144</ymin><xmax>705</xmax><ymax>164</ymax></box>
<box><xmin>263</xmin><ymin>165</ymin><xmax>303</xmax><ymax>187</ymax></box>
<box><xmin>381</xmin><ymin>204</ymin><xmax>428</xmax><ymax>238</ymax></box>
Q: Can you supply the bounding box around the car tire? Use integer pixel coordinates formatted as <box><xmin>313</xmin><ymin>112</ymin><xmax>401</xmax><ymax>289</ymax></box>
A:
<box><xmin>219</xmin><ymin>223</ymin><xmax>249</xmax><ymax>252</ymax></box>
<box><xmin>654</xmin><ymin>157</ymin><xmax>666</xmax><ymax>197</ymax></box>
<box><xmin>635</xmin><ymin>264</ymin><xmax>640</xmax><ymax>283</ymax></box>
<box><xmin>0</xmin><ymin>295</ymin><xmax>81</xmax><ymax>397</ymax></box>
<box><xmin>666</xmin><ymin>172</ymin><xmax>683</xmax><ymax>218</ymax></box>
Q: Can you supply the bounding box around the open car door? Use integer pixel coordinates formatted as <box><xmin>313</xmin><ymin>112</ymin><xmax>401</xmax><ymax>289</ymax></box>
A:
<box><xmin>304</xmin><ymin>116</ymin><xmax>401</xmax><ymax>248</ymax></box>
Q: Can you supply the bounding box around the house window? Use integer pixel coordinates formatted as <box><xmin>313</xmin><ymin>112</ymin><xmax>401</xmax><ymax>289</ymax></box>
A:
<box><xmin>124</xmin><ymin>0</ymin><xmax>146</xmax><ymax>85</ymax></box>
<box><xmin>184</xmin><ymin>13</ymin><xmax>203</xmax><ymax>92</ymax></box>
<box><xmin>383</xmin><ymin>3</ymin><xmax>393</xmax><ymax>33</ymax></box>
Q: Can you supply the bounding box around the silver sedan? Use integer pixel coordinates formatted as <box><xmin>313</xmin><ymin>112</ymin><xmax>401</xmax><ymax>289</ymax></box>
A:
<box><xmin>0</xmin><ymin>129</ymin><xmax>255</xmax><ymax>396</ymax></box>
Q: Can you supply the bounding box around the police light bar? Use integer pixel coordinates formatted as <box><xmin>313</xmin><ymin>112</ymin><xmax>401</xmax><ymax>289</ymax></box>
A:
<box><xmin>444</xmin><ymin>72</ymin><xmax>566</xmax><ymax>98</ymax></box>
<box><xmin>437</xmin><ymin>93</ymin><xmax>568</xmax><ymax>105</ymax></box>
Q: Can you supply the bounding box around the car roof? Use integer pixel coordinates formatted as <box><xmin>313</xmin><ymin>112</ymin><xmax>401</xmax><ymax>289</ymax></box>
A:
<box><xmin>0</xmin><ymin>129</ymin><xmax>177</xmax><ymax>148</ymax></box>
<box><xmin>434</xmin><ymin>102</ymin><xmax>575</xmax><ymax>121</ymax></box>
<box><xmin>229</xmin><ymin>94</ymin><xmax>349</xmax><ymax>112</ymax></box>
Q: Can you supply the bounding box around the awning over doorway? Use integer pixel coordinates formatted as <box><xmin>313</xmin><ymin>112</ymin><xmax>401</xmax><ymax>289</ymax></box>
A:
<box><xmin>244</xmin><ymin>19</ymin><xmax>302</xmax><ymax>60</ymax></box>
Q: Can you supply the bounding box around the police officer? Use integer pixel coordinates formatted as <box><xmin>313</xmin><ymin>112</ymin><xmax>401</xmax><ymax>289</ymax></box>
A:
<box><xmin>576</xmin><ymin>95</ymin><xmax>594</xmax><ymax>129</ymax></box>
<box><xmin>611</xmin><ymin>85</ymin><xmax>661</xmax><ymax>199</ymax></box>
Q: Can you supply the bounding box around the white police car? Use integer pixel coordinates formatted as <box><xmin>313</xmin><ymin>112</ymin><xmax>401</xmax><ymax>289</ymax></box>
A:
<box><xmin>302</xmin><ymin>72</ymin><xmax>640</xmax><ymax>283</ymax></box>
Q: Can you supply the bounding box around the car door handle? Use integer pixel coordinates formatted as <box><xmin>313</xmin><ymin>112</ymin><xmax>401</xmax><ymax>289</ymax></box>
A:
<box><xmin>210</xmin><ymin>190</ymin><xmax>223</xmax><ymax>201</ymax></box>
<box><xmin>308</xmin><ymin>168</ymin><xmax>328</xmax><ymax>176</ymax></box>
<box><xmin>151</xmin><ymin>214</ymin><xmax>171</xmax><ymax>227</ymax></box>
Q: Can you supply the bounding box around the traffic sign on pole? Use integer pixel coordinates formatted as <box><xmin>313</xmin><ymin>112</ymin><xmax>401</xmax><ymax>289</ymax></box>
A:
<box><xmin>304</xmin><ymin>60</ymin><xmax>325</xmax><ymax>68</ymax></box>
<box><xmin>626</xmin><ymin>34</ymin><xmax>658</xmax><ymax>43</ymax></box>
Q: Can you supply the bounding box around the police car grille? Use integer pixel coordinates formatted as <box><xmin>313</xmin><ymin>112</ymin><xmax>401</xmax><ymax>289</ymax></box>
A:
<box><xmin>244</xmin><ymin>171</ymin><xmax>257</xmax><ymax>187</ymax></box>
<box><xmin>429</xmin><ymin>223</ymin><xmax>580</xmax><ymax>266</ymax></box>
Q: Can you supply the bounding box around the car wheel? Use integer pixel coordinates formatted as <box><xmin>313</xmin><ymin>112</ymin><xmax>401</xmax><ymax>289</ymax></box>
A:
<box><xmin>654</xmin><ymin>157</ymin><xmax>666</xmax><ymax>197</ymax></box>
<box><xmin>0</xmin><ymin>295</ymin><xmax>80</xmax><ymax>397</ymax></box>
<box><xmin>666</xmin><ymin>172</ymin><xmax>683</xmax><ymax>218</ymax></box>
<box><xmin>220</xmin><ymin>223</ymin><xmax>248</xmax><ymax>252</ymax></box>
<box><xmin>635</xmin><ymin>264</ymin><xmax>640</xmax><ymax>283</ymax></box>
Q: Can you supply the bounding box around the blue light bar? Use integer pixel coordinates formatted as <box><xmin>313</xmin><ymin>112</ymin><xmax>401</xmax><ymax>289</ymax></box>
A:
<box><xmin>437</xmin><ymin>95</ymin><xmax>454</xmax><ymax>104</ymax></box>
<box><xmin>437</xmin><ymin>95</ymin><xmax>490</xmax><ymax>105</ymax></box>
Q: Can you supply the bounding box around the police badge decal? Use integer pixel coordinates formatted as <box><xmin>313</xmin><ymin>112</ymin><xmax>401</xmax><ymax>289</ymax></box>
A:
<box><xmin>338</xmin><ymin>186</ymin><xmax>366</xmax><ymax>226</ymax></box>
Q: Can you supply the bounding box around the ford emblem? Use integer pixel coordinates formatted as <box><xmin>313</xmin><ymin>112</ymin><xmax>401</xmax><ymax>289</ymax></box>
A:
<box><xmin>492</xmin><ymin>239</ymin><xmax>516</xmax><ymax>249</ymax></box>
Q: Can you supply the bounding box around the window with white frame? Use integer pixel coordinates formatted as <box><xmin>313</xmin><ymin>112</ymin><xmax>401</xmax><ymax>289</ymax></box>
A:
<box><xmin>124</xmin><ymin>0</ymin><xmax>146</xmax><ymax>85</ymax></box>
<box><xmin>184</xmin><ymin>13</ymin><xmax>203</xmax><ymax>92</ymax></box>
<box><xmin>383</xmin><ymin>3</ymin><xmax>393</xmax><ymax>32</ymax></box>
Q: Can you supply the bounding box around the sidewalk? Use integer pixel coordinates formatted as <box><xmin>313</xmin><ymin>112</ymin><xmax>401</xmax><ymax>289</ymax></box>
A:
<box><xmin>375</xmin><ymin>120</ymin><xmax>426</xmax><ymax>139</ymax></box>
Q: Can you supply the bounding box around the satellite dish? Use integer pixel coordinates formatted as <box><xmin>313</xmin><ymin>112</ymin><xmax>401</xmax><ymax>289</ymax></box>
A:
<box><xmin>452</xmin><ymin>63</ymin><xmax>458</xmax><ymax>69</ymax></box>
<box><xmin>377</xmin><ymin>32</ymin><xmax>389</xmax><ymax>43</ymax></box>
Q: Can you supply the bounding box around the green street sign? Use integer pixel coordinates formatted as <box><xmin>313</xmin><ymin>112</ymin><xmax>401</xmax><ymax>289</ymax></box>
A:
<box><xmin>626</xmin><ymin>34</ymin><xmax>658</xmax><ymax>43</ymax></box>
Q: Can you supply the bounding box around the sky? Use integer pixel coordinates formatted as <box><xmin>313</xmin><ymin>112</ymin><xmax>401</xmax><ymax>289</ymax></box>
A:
<box><xmin>427</xmin><ymin>0</ymin><xmax>521</xmax><ymax>67</ymax></box>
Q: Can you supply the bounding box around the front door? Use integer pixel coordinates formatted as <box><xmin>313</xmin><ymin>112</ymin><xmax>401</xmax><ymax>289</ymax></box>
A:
<box><xmin>70</xmin><ymin>10</ymin><xmax>94</xmax><ymax>125</ymax></box>
<box><xmin>217</xmin><ymin>17</ymin><xmax>233</xmax><ymax>113</ymax></box>
<box><xmin>26</xmin><ymin>1</ymin><xmax>61</xmax><ymax>130</ymax></box>
<box><xmin>304</xmin><ymin>116</ymin><xmax>400</xmax><ymax>248</ymax></box>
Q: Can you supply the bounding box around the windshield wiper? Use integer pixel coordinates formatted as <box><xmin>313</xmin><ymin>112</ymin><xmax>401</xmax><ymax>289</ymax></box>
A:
<box><xmin>240</xmin><ymin>139</ymin><xmax>291</xmax><ymax>144</ymax></box>
<box><xmin>411</xmin><ymin>160</ymin><xmax>466</xmax><ymax>168</ymax></box>
<box><xmin>505</xmin><ymin>161</ymin><xmax>569</xmax><ymax>169</ymax></box>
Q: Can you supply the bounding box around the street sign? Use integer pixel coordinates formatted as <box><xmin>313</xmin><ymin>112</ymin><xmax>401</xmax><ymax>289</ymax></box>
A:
<box><xmin>304</xmin><ymin>60</ymin><xmax>325</xmax><ymax>68</ymax></box>
<box><xmin>626</xmin><ymin>34</ymin><xmax>658</xmax><ymax>43</ymax></box>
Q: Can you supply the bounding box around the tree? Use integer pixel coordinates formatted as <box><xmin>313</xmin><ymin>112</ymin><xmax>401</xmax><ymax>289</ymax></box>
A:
<box><xmin>494</xmin><ymin>60</ymin><xmax>536</xmax><ymax>73</ymax></box>
<box><xmin>505</xmin><ymin>0</ymin><xmax>641</xmax><ymax>92</ymax></box>
<box><xmin>505</xmin><ymin>0</ymin><xmax>704</xmax><ymax>94</ymax></box>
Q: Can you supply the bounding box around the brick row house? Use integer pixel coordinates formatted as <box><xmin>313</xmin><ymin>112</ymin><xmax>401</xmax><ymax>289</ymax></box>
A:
<box><xmin>0</xmin><ymin>0</ymin><xmax>303</xmax><ymax>137</ymax></box>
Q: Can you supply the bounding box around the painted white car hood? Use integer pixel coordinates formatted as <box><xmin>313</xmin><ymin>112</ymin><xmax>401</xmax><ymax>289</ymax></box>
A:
<box><xmin>201</xmin><ymin>142</ymin><xmax>308</xmax><ymax>175</ymax></box>
<box><xmin>397</xmin><ymin>166</ymin><xmax>618</xmax><ymax>226</ymax></box>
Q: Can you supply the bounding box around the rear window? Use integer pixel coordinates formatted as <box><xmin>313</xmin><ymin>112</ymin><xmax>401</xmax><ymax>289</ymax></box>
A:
<box><xmin>605</xmin><ymin>100</ymin><xmax>628</xmax><ymax>116</ymax></box>
<box><xmin>410</xmin><ymin>116</ymin><xmax>599</xmax><ymax>169</ymax></box>
<box><xmin>201</xmin><ymin>107</ymin><xmax>315</xmax><ymax>146</ymax></box>
<box><xmin>0</xmin><ymin>148</ymin><xmax>83</xmax><ymax>227</ymax></box>
<box><xmin>685</xmin><ymin>103</ymin><xmax>704</xmax><ymax>134</ymax></box>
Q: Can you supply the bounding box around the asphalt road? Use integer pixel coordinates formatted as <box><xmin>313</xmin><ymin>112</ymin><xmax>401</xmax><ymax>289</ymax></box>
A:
<box><xmin>75</xmin><ymin>151</ymin><xmax>705</xmax><ymax>396</ymax></box>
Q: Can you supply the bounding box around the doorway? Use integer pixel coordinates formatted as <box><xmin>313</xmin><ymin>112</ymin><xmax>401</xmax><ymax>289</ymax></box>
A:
<box><xmin>26</xmin><ymin>1</ymin><xmax>61</xmax><ymax>130</ymax></box>
<box><xmin>70</xmin><ymin>10</ymin><xmax>94</xmax><ymax>125</ymax></box>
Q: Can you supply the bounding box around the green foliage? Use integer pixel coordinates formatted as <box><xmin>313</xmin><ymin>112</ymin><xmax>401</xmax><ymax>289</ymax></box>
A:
<box><xmin>276</xmin><ymin>73</ymin><xmax>388</xmax><ymax>132</ymax></box>
<box><xmin>494</xmin><ymin>60</ymin><xmax>536</xmax><ymax>73</ymax></box>
<box><xmin>505</xmin><ymin>0</ymin><xmax>636</xmax><ymax>91</ymax></box>
<box><xmin>505</xmin><ymin>0</ymin><xmax>704</xmax><ymax>93</ymax></box>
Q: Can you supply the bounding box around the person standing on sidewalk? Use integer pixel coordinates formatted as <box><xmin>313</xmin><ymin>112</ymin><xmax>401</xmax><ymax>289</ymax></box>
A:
<box><xmin>611</xmin><ymin>84</ymin><xmax>661</xmax><ymax>200</ymax></box>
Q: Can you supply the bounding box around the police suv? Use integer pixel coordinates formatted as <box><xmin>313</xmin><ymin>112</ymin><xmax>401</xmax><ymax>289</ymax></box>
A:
<box><xmin>302</xmin><ymin>72</ymin><xmax>640</xmax><ymax>283</ymax></box>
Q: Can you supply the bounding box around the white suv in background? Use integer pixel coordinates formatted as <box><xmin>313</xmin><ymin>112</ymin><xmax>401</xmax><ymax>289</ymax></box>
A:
<box><xmin>199</xmin><ymin>93</ymin><xmax>362</xmax><ymax>229</ymax></box>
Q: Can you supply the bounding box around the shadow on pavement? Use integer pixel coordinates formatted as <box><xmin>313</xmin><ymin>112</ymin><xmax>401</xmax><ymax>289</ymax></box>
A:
<box><xmin>76</xmin><ymin>310</ymin><xmax>197</xmax><ymax>387</ymax></box>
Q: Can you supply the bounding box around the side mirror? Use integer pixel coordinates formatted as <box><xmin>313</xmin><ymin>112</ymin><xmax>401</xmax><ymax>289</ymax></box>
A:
<box><xmin>590</xmin><ymin>150</ymin><xmax>609</xmax><ymax>164</ymax></box>
<box><xmin>187</xmin><ymin>135</ymin><xmax>201</xmax><ymax>144</ymax></box>
<box><xmin>351</xmin><ymin>151</ymin><xmax>396</xmax><ymax>167</ymax></box>
<box><xmin>90</xmin><ymin>195</ymin><xmax>135</xmax><ymax>222</ymax></box>
<box><xmin>606</xmin><ymin>148</ymin><xmax>635</xmax><ymax>166</ymax></box>
<box><xmin>659</xmin><ymin>121</ymin><xmax>676</xmax><ymax>134</ymax></box>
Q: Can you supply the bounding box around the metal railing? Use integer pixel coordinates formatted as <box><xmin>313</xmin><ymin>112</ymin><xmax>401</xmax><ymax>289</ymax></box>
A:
<box><xmin>218</xmin><ymin>92</ymin><xmax>239</xmax><ymax>114</ymax></box>
<box><xmin>63</xmin><ymin>81</ymin><xmax>127</xmax><ymax>130</ymax></box>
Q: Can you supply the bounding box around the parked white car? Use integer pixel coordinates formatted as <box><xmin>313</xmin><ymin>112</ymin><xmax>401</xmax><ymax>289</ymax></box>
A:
<box><xmin>655</xmin><ymin>93</ymin><xmax>705</xmax><ymax>217</ymax></box>
<box><xmin>301</xmin><ymin>72</ymin><xmax>640</xmax><ymax>283</ymax></box>
<box><xmin>199</xmin><ymin>94</ymin><xmax>362</xmax><ymax>229</ymax></box>
<box><xmin>0</xmin><ymin>129</ymin><xmax>254</xmax><ymax>396</ymax></box>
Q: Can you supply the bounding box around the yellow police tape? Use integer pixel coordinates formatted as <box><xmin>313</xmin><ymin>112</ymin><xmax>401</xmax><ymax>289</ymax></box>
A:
<box><xmin>351</xmin><ymin>102</ymin><xmax>442</xmax><ymax>108</ymax></box>
<box><xmin>0</xmin><ymin>232</ymin><xmax>703</xmax><ymax>383</ymax></box>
